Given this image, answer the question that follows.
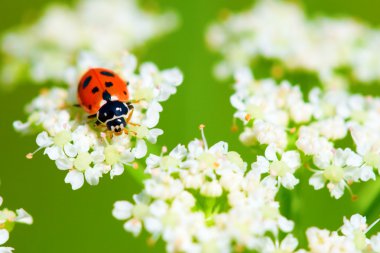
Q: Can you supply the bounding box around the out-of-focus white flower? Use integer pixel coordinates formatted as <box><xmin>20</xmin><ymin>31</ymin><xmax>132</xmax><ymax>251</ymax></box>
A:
<box><xmin>206</xmin><ymin>0</ymin><xmax>380</xmax><ymax>85</ymax></box>
<box><xmin>302</xmin><ymin>214</ymin><xmax>380</xmax><ymax>253</ymax></box>
<box><xmin>1</xmin><ymin>0</ymin><xmax>178</xmax><ymax>86</ymax></box>
<box><xmin>231</xmin><ymin>68</ymin><xmax>380</xmax><ymax>198</ymax></box>
<box><xmin>0</xmin><ymin>196</ymin><xmax>32</xmax><ymax>252</ymax></box>
<box><xmin>262</xmin><ymin>234</ymin><xmax>299</xmax><ymax>253</ymax></box>
<box><xmin>113</xmin><ymin>130</ymin><xmax>293</xmax><ymax>253</ymax></box>
<box><xmin>15</xmin><ymin>53</ymin><xmax>183</xmax><ymax>190</ymax></box>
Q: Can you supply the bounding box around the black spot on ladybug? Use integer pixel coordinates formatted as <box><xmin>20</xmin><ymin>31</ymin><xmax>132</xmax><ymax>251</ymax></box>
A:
<box><xmin>82</xmin><ymin>76</ymin><xmax>92</xmax><ymax>89</ymax></box>
<box><xmin>100</xmin><ymin>71</ymin><xmax>114</xmax><ymax>77</ymax></box>
<box><xmin>92</xmin><ymin>87</ymin><xmax>99</xmax><ymax>94</ymax></box>
<box><xmin>88</xmin><ymin>105</ymin><xmax>92</xmax><ymax>110</ymax></box>
<box><xmin>123</xmin><ymin>91</ymin><xmax>127</xmax><ymax>95</ymax></box>
<box><xmin>105</xmin><ymin>82</ymin><xmax>113</xmax><ymax>87</ymax></box>
<box><xmin>102</xmin><ymin>90</ymin><xmax>111</xmax><ymax>101</ymax></box>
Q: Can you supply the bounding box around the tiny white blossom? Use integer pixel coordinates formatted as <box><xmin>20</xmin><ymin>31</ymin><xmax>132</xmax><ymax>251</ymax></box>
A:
<box><xmin>252</xmin><ymin>145</ymin><xmax>300</xmax><ymax>189</ymax></box>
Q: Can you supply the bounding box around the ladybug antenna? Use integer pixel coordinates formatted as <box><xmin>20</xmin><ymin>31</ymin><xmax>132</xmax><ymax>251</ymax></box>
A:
<box><xmin>199</xmin><ymin>124</ymin><xmax>208</xmax><ymax>150</ymax></box>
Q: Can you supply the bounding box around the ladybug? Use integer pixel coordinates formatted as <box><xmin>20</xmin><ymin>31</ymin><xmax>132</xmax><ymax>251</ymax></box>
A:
<box><xmin>77</xmin><ymin>68</ymin><xmax>134</xmax><ymax>134</ymax></box>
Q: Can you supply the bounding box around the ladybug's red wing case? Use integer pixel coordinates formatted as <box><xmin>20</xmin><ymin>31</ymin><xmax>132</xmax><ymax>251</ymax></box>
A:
<box><xmin>77</xmin><ymin>68</ymin><xmax>129</xmax><ymax>114</ymax></box>
<box><xmin>94</xmin><ymin>68</ymin><xmax>130</xmax><ymax>102</ymax></box>
<box><xmin>77</xmin><ymin>69</ymin><xmax>105</xmax><ymax>114</ymax></box>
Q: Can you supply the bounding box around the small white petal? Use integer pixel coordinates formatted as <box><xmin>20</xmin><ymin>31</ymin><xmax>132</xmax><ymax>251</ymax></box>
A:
<box><xmin>281</xmin><ymin>173</ymin><xmax>299</xmax><ymax>189</ymax></box>
<box><xmin>63</xmin><ymin>143</ymin><xmax>78</xmax><ymax>158</ymax></box>
<box><xmin>110</xmin><ymin>164</ymin><xmax>124</xmax><ymax>179</ymax></box>
<box><xmin>112</xmin><ymin>201</ymin><xmax>133</xmax><ymax>220</ymax></box>
<box><xmin>85</xmin><ymin>167</ymin><xmax>102</xmax><ymax>185</ymax></box>
<box><xmin>0</xmin><ymin>230</ymin><xmax>9</xmax><ymax>245</ymax></box>
<box><xmin>13</xmin><ymin>120</ymin><xmax>30</xmax><ymax>131</ymax></box>
<box><xmin>133</xmin><ymin>139</ymin><xmax>147</xmax><ymax>159</ymax></box>
<box><xmin>44</xmin><ymin>146</ymin><xmax>63</xmax><ymax>160</ymax></box>
<box><xmin>346</xmin><ymin>151</ymin><xmax>363</xmax><ymax>167</ymax></box>
<box><xmin>278</xmin><ymin>216</ymin><xmax>294</xmax><ymax>232</ymax></box>
<box><xmin>147</xmin><ymin>128</ymin><xmax>163</xmax><ymax>144</ymax></box>
<box><xmin>36</xmin><ymin>131</ymin><xmax>53</xmax><ymax>147</ymax></box>
<box><xmin>265</xmin><ymin>145</ymin><xmax>278</xmax><ymax>161</ymax></box>
<box><xmin>55</xmin><ymin>158</ymin><xmax>73</xmax><ymax>170</ymax></box>
<box><xmin>0</xmin><ymin>247</ymin><xmax>14</xmax><ymax>253</ymax></box>
<box><xmin>309</xmin><ymin>173</ymin><xmax>325</xmax><ymax>190</ymax></box>
<box><xmin>360</xmin><ymin>165</ymin><xmax>376</xmax><ymax>181</ymax></box>
<box><xmin>15</xmin><ymin>209</ymin><xmax>33</xmax><ymax>224</ymax></box>
<box><xmin>64</xmin><ymin>170</ymin><xmax>84</xmax><ymax>190</ymax></box>
<box><xmin>282</xmin><ymin>151</ymin><xmax>301</xmax><ymax>170</ymax></box>
<box><xmin>123</xmin><ymin>219</ymin><xmax>142</xmax><ymax>236</ymax></box>
<box><xmin>144</xmin><ymin>217</ymin><xmax>162</xmax><ymax>234</ymax></box>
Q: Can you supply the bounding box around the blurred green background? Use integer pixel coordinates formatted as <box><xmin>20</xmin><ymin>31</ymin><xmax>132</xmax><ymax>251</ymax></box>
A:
<box><xmin>2</xmin><ymin>0</ymin><xmax>380</xmax><ymax>252</ymax></box>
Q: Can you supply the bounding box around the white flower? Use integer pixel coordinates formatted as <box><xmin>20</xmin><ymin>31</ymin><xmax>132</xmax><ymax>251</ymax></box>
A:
<box><xmin>341</xmin><ymin>214</ymin><xmax>368</xmax><ymax>250</ymax></box>
<box><xmin>252</xmin><ymin>145</ymin><xmax>300</xmax><ymax>189</ymax></box>
<box><xmin>302</xmin><ymin>214</ymin><xmax>380</xmax><ymax>253</ymax></box>
<box><xmin>0</xmin><ymin>197</ymin><xmax>32</xmax><ymax>252</ymax></box>
<box><xmin>1</xmin><ymin>0</ymin><xmax>178</xmax><ymax>85</ymax></box>
<box><xmin>16</xmin><ymin>53</ymin><xmax>183</xmax><ymax>189</ymax></box>
<box><xmin>310</xmin><ymin>148</ymin><xmax>365</xmax><ymax>199</ymax></box>
<box><xmin>114</xmin><ymin>133</ymin><xmax>293</xmax><ymax>252</ymax></box>
<box><xmin>262</xmin><ymin>234</ymin><xmax>299</xmax><ymax>253</ymax></box>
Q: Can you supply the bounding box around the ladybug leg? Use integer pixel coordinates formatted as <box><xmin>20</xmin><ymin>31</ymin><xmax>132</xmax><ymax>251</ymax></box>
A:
<box><xmin>106</xmin><ymin>130</ymin><xmax>114</xmax><ymax>139</ymax></box>
<box><xmin>123</xmin><ymin>128</ymin><xmax>137</xmax><ymax>136</ymax></box>
<box><xmin>88</xmin><ymin>114</ymin><xmax>97</xmax><ymax>119</ymax></box>
<box><xmin>125</xmin><ymin>109</ymin><xmax>134</xmax><ymax>124</ymax></box>
<box><xmin>129</xmin><ymin>122</ymin><xmax>141</xmax><ymax>127</ymax></box>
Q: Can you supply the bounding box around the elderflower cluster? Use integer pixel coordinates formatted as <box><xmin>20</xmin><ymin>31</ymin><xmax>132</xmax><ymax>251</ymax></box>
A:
<box><xmin>300</xmin><ymin>214</ymin><xmax>380</xmax><ymax>253</ymax></box>
<box><xmin>206</xmin><ymin>0</ymin><xmax>380</xmax><ymax>85</ymax></box>
<box><xmin>0</xmin><ymin>196</ymin><xmax>33</xmax><ymax>253</ymax></box>
<box><xmin>231</xmin><ymin>68</ymin><xmax>380</xmax><ymax>198</ymax></box>
<box><xmin>113</xmin><ymin>133</ymin><xmax>295</xmax><ymax>253</ymax></box>
<box><xmin>1</xmin><ymin>0</ymin><xmax>178</xmax><ymax>85</ymax></box>
<box><xmin>14</xmin><ymin>53</ymin><xmax>183</xmax><ymax>190</ymax></box>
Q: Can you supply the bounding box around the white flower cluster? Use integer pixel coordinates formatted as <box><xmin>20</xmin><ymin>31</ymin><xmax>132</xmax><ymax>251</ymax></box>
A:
<box><xmin>231</xmin><ymin>68</ymin><xmax>380</xmax><ymax>198</ymax></box>
<box><xmin>300</xmin><ymin>214</ymin><xmax>380</xmax><ymax>253</ymax></box>
<box><xmin>113</xmin><ymin>132</ymin><xmax>295</xmax><ymax>253</ymax></box>
<box><xmin>1</xmin><ymin>0</ymin><xmax>178</xmax><ymax>85</ymax></box>
<box><xmin>14</xmin><ymin>53</ymin><xmax>183</xmax><ymax>190</ymax></box>
<box><xmin>206</xmin><ymin>0</ymin><xmax>380</xmax><ymax>85</ymax></box>
<box><xmin>0</xmin><ymin>196</ymin><xmax>33</xmax><ymax>253</ymax></box>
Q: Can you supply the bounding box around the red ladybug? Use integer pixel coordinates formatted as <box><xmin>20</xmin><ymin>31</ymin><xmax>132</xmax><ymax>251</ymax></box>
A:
<box><xmin>77</xmin><ymin>68</ymin><xmax>134</xmax><ymax>134</ymax></box>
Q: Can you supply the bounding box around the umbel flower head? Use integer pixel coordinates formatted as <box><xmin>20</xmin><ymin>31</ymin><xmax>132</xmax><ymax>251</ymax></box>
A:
<box><xmin>1</xmin><ymin>0</ymin><xmax>178</xmax><ymax>85</ymax></box>
<box><xmin>113</xmin><ymin>126</ymin><xmax>294</xmax><ymax>253</ymax></box>
<box><xmin>0</xmin><ymin>196</ymin><xmax>33</xmax><ymax>253</ymax></box>
<box><xmin>231</xmin><ymin>68</ymin><xmax>380</xmax><ymax>199</ymax></box>
<box><xmin>300</xmin><ymin>214</ymin><xmax>380</xmax><ymax>253</ymax></box>
<box><xmin>206</xmin><ymin>0</ymin><xmax>380</xmax><ymax>85</ymax></box>
<box><xmin>14</xmin><ymin>52</ymin><xmax>183</xmax><ymax>190</ymax></box>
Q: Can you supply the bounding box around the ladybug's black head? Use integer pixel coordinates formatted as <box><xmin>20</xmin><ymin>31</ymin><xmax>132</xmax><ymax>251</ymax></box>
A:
<box><xmin>97</xmin><ymin>101</ymin><xmax>131</xmax><ymax>132</ymax></box>
<box><xmin>106</xmin><ymin>117</ymin><xmax>126</xmax><ymax>133</ymax></box>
